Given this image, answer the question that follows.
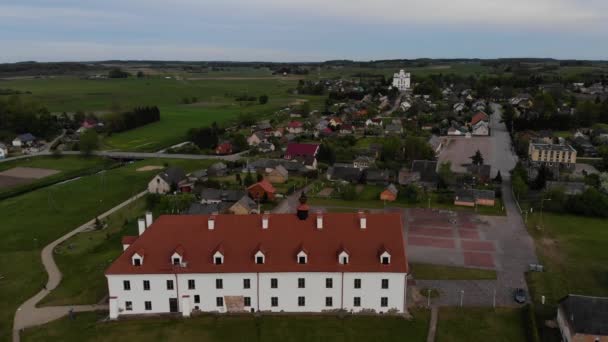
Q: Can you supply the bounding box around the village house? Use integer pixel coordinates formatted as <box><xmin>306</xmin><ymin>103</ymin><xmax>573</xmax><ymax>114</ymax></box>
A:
<box><xmin>257</xmin><ymin>141</ymin><xmax>275</xmax><ymax>153</ymax></box>
<box><xmin>287</xmin><ymin>121</ymin><xmax>304</xmax><ymax>134</ymax></box>
<box><xmin>471</xmin><ymin>121</ymin><xmax>489</xmax><ymax>136</ymax></box>
<box><xmin>12</xmin><ymin>133</ymin><xmax>36</xmax><ymax>147</ymax></box>
<box><xmin>399</xmin><ymin>160</ymin><xmax>438</xmax><ymax>188</ymax></box>
<box><xmin>353</xmin><ymin>156</ymin><xmax>375</xmax><ymax>170</ymax></box>
<box><xmin>327</xmin><ymin>165</ymin><xmax>362</xmax><ymax>183</ymax></box>
<box><xmin>466</xmin><ymin>164</ymin><xmax>492</xmax><ymax>183</ymax></box>
<box><xmin>207</xmin><ymin>162</ymin><xmax>228</xmax><ymax>177</ymax></box>
<box><xmin>247</xmin><ymin>179</ymin><xmax>276</xmax><ymax>201</ymax></box>
<box><xmin>148</xmin><ymin>166</ymin><xmax>193</xmax><ymax>194</ymax></box>
<box><xmin>284</xmin><ymin>143</ymin><xmax>320</xmax><ymax>170</ymax></box>
<box><xmin>392</xmin><ymin>69</ymin><xmax>411</xmax><ymax>91</ymax></box>
<box><xmin>364</xmin><ymin>169</ymin><xmax>391</xmax><ymax>185</ymax></box>
<box><xmin>384</xmin><ymin>123</ymin><xmax>403</xmax><ymax>135</ymax></box>
<box><xmin>380</xmin><ymin>184</ymin><xmax>399</xmax><ymax>202</ymax></box>
<box><xmin>265</xmin><ymin>165</ymin><xmax>289</xmax><ymax>184</ymax></box>
<box><xmin>557</xmin><ymin>294</ymin><xmax>608</xmax><ymax>342</ymax></box>
<box><xmin>528</xmin><ymin>142</ymin><xmax>577</xmax><ymax>170</ymax></box>
<box><xmin>0</xmin><ymin>143</ymin><xmax>8</xmax><ymax>159</ymax></box>
<box><xmin>106</xmin><ymin>210</ymin><xmax>408</xmax><ymax>318</ymax></box>
<box><xmin>200</xmin><ymin>188</ymin><xmax>246</xmax><ymax>204</ymax></box>
<box><xmin>215</xmin><ymin>142</ymin><xmax>233</xmax><ymax>155</ymax></box>
<box><xmin>247</xmin><ymin>132</ymin><xmax>266</xmax><ymax>146</ymax></box>
<box><xmin>227</xmin><ymin>195</ymin><xmax>258</xmax><ymax>215</ymax></box>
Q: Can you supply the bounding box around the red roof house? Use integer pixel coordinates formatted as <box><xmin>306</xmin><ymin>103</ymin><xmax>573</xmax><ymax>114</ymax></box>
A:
<box><xmin>470</xmin><ymin>111</ymin><xmax>489</xmax><ymax>126</ymax></box>
<box><xmin>248</xmin><ymin>179</ymin><xmax>276</xmax><ymax>201</ymax></box>
<box><xmin>284</xmin><ymin>143</ymin><xmax>319</xmax><ymax>160</ymax></box>
<box><xmin>215</xmin><ymin>142</ymin><xmax>233</xmax><ymax>155</ymax></box>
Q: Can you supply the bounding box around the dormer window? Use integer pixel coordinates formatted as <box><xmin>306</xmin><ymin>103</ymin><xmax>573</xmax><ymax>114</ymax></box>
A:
<box><xmin>213</xmin><ymin>251</ymin><xmax>224</xmax><ymax>265</ymax></box>
<box><xmin>255</xmin><ymin>250</ymin><xmax>265</xmax><ymax>264</ymax></box>
<box><xmin>338</xmin><ymin>250</ymin><xmax>349</xmax><ymax>265</ymax></box>
<box><xmin>171</xmin><ymin>246</ymin><xmax>184</xmax><ymax>266</ymax></box>
<box><xmin>380</xmin><ymin>250</ymin><xmax>391</xmax><ymax>265</ymax></box>
<box><xmin>297</xmin><ymin>250</ymin><xmax>308</xmax><ymax>264</ymax></box>
<box><xmin>131</xmin><ymin>251</ymin><xmax>144</xmax><ymax>266</ymax></box>
<box><xmin>173</xmin><ymin>257</ymin><xmax>181</xmax><ymax>265</ymax></box>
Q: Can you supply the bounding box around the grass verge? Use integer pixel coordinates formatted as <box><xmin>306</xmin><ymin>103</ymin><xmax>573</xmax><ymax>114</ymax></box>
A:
<box><xmin>410</xmin><ymin>263</ymin><xmax>496</xmax><ymax>281</ymax></box>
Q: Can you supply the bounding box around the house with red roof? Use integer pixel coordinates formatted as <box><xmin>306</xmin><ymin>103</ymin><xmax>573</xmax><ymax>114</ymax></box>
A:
<box><xmin>247</xmin><ymin>179</ymin><xmax>276</xmax><ymax>201</ymax></box>
<box><xmin>284</xmin><ymin>143</ymin><xmax>320</xmax><ymax>170</ymax></box>
<box><xmin>105</xmin><ymin>208</ymin><xmax>408</xmax><ymax>318</ymax></box>
<box><xmin>287</xmin><ymin>121</ymin><xmax>304</xmax><ymax>134</ymax></box>
<box><xmin>215</xmin><ymin>142</ymin><xmax>233</xmax><ymax>155</ymax></box>
<box><xmin>470</xmin><ymin>111</ymin><xmax>489</xmax><ymax>126</ymax></box>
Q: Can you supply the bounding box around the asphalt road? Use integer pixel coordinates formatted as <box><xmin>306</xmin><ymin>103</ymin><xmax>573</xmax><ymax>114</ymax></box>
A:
<box><xmin>489</xmin><ymin>103</ymin><xmax>518</xmax><ymax>179</ymax></box>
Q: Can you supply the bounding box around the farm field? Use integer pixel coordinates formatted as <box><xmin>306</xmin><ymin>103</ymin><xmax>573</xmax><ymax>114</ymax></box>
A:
<box><xmin>526</xmin><ymin>213</ymin><xmax>608</xmax><ymax>304</ymax></box>
<box><xmin>436</xmin><ymin>308</ymin><xmax>527</xmax><ymax>342</ymax></box>
<box><xmin>0</xmin><ymin>158</ymin><xmax>216</xmax><ymax>342</ymax></box>
<box><xmin>23</xmin><ymin>310</ymin><xmax>430</xmax><ymax>342</ymax></box>
<box><xmin>0</xmin><ymin>76</ymin><xmax>325</xmax><ymax>151</ymax></box>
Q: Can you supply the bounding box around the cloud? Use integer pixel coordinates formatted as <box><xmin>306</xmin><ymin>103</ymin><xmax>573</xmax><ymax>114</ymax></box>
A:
<box><xmin>0</xmin><ymin>4</ymin><xmax>134</xmax><ymax>21</ymax></box>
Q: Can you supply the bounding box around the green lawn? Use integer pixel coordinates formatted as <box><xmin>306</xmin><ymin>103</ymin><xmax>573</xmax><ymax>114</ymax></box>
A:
<box><xmin>436</xmin><ymin>308</ymin><xmax>527</xmax><ymax>342</ymax></box>
<box><xmin>0</xmin><ymin>155</ymin><xmax>115</xmax><ymax>198</ymax></box>
<box><xmin>1</xmin><ymin>77</ymin><xmax>325</xmax><ymax>151</ymax></box>
<box><xmin>0</xmin><ymin>158</ymin><xmax>216</xmax><ymax>341</ymax></box>
<box><xmin>526</xmin><ymin>213</ymin><xmax>608</xmax><ymax>305</ymax></box>
<box><xmin>23</xmin><ymin>311</ymin><xmax>430</xmax><ymax>342</ymax></box>
<box><xmin>39</xmin><ymin>197</ymin><xmax>147</xmax><ymax>306</ymax></box>
<box><xmin>410</xmin><ymin>263</ymin><xmax>496</xmax><ymax>280</ymax></box>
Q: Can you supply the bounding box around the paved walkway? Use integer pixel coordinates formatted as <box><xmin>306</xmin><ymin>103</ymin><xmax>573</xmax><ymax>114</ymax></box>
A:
<box><xmin>12</xmin><ymin>190</ymin><xmax>148</xmax><ymax>342</ymax></box>
<box><xmin>426</xmin><ymin>307</ymin><xmax>438</xmax><ymax>342</ymax></box>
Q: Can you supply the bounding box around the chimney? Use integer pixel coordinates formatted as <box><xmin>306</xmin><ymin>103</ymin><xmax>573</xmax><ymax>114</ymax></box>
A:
<box><xmin>138</xmin><ymin>218</ymin><xmax>146</xmax><ymax>236</ymax></box>
<box><xmin>316</xmin><ymin>211</ymin><xmax>323</xmax><ymax>230</ymax></box>
<box><xmin>358</xmin><ymin>210</ymin><xmax>367</xmax><ymax>229</ymax></box>
<box><xmin>145</xmin><ymin>211</ymin><xmax>153</xmax><ymax>228</ymax></box>
<box><xmin>208</xmin><ymin>214</ymin><xmax>216</xmax><ymax>230</ymax></box>
<box><xmin>262</xmin><ymin>211</ymin><xmax>269</xmax><ymax>229</ymax></box>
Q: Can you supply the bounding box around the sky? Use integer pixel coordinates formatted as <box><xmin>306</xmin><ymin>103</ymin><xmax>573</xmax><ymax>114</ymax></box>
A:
<box><xmin>1</xmin><ymin>0</ymin><xmax>607</xmax><ymax>62</ymax></box>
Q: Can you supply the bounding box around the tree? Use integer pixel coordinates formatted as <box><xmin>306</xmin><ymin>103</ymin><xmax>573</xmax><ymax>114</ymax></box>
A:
<box><xmin>235</xmin><ymin>173</ymin><xmax>242</xmax><ymax>186</ymax></box>
<box><xmin>136</xmin><ymin>71</ymin><xmax>145</xmax><ymax>78</ymax></box>
<box><xmin>108</xmin><ymin>68</ymin><xmax>130</xmax><ymax>78</ymax></box>
<box><xmin>79</xmin><ymin>129</ymin><xmax>99</xmax><ymax>156</ymax></box>
<box><xmin>512</xmin><ymin>174</ymin><xmax>528</xmax><ymax>200</ymax></box>
<box><xmin>232</xmin><ymin>133</ymin><xmax>248</xmax><ymax>151</ymax></box>
<box><xmin>244</xmin><ymin>172</ymin><xmax>254</xmax><ymax>187</ymax></box>
<box><xmin>259</xmin><ymin>95</ymin><xmax>269</xmax><ymax>105</ymax></box>
<box><xmin>533</xmin><ymin>165</ymin><xmax>552</xmax><ymax>190</ymax></box>
<box><xmin>599</xmin><ymin>172</ymin><xmax>608</xmax><ymax>194</ymax></box>
<box><xmin>437</xmin><ymin>162</ymin><xmax>454</xmax><ymax>189</ymax></box>
<box><xmin>300</xmin><ymin>102</ymin><xmax>311</xmax><ymax>118</ymax></box>
<box><xmin>317</xmin><ymin>143</ymin><xmax>336</xmax><ymax>165</ymax></box>
<box><xmin>494</xmin><ymin>170</ymin><xmax>503</xmax><ymax>184</ymax></box>
<box><xmin>470</xmin><ymin>150</ymin><xmax>484</xmax><ymax>165</ymax></box>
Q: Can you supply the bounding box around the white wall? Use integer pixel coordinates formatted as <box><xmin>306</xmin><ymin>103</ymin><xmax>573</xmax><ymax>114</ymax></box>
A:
<box><xmin>147</xmin><ymin>175</ymin><xmax>170</xmax><ymax>194</ymax></box>
<box><xmin>108</xmin><ymin>271</ymin><xmax>406</xmax><ymax>317</ymax></box>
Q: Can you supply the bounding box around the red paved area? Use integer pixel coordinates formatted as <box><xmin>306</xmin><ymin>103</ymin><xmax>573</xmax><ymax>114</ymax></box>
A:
<box><xmin>459</xmin><ymin>221</ymin><xmax>476</xmax><ymax>229</ymax></box>
<box><xmin>409</xmin><ymin>236</ymin><xmax>456</xmax><ymax>249</ymax></box>
<box><xmin>463</xmin><ymin>251</ymin><xmax>495</xmax><ymax>268</ymax></box>
<box><xmin>409</xmin><ymin>226</ymin><xmax>454</xmax><ymax>238</ymax></box>
<box><xmin>458</xmin><ymin>229</ymin><xmax>480</xmax><ymax>240</ymax></box>
<box><xmin>462</xmin><ymin>240</ymin><xmax>496</xmax><ymax>252</ymax></box>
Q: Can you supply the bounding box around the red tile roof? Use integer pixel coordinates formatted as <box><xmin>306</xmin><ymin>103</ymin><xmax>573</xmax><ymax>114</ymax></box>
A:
<box><xmin>121</xmin><ymin>236</ymin><xmax>138</xmax><ymax>245</ymax></box>
<box><xmin>248</xmin><ymin>179</ymin><xmax>275</xmax><ymax>194</ymax></box>
<box><xmin>285</xmin><ymin>143</ymin><xmax>319</xmax><ymax>159</ymax></box>
<box><xmin>106</xmin><ymin>213</ymin><xmax>408</xmax><ymax>275</ymax></box>
<box><xmin>288</xmin><ymin>121</ymin><xmax>303</xmax><ymax>128</ymax></box>
<box><xmin>470</xmin><ymin>111</ymin><xmax>489</xmax><ymax>126</ymax></box>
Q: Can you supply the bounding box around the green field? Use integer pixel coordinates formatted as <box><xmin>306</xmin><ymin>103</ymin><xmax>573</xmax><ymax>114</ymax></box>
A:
<box><xmin>436</xmin><ymin>308</ymin><xmax>527</xmax><ymax>342</ymax></box>
<box><xmin>410</xmin><ymin>263</ymin><xmax>496</xmax><ymax>281</ymax></box>
<box><xmin>1</xmin><ymin>77</ymin><xmax>324</xmax><ymax>151</ymax></box>
<box><xmin>0</xmin><ymin>158</ymin><xmax>215</xmax><ymax>341</ymax></box>
<box><xmin>526</xmin><ymin>213</ymin><xmax>608</xmax><ymax>305</ymax></box>
<box><xmin>23</xmin><ymin>311</ymin><xmax>430</xmax><ymax>342</ymax></box>
<box><xmin>0</xmin><ymin>155</ymin><xmax>115</xmax><ymax>198</ymax></box>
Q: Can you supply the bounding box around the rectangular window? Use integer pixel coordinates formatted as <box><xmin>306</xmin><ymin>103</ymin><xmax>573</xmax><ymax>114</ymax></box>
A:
<box><xmin>271</xmin><ymin>278</ymin><xmax>278</xmax><ymax>289</ymax></box>
<box><xmin>216</xmin><ymin>279</ymin><xmax>223</xmax><ymax>289</ymax></box>
<box><xmin>243</xmin><ymin>278</ymin><xmax>251</xmax><ymax>289</ymax></box>
<box><xmin>298</xmin><ymin>296</ymin><xmax>305</xmax><ymax>307</ymax></box>
<box><xmin>123</xmin><ymin>280</ymin><xmax>131</xmax><ymax>291</ymax></box>
<box><xmin>143</xmin><ymin>280</ymin><xmax>150</xmax><ymax>291</ymax></box>
<box><xmin>353</xmin><ymin>297</ymin><xmax>361</xmax><ymax>307</ymax></box>
<box><xmin>194</xmin><ymin>295</ymin><xmax>200</xmax><ymax>304</ymax></box>
<box><xmin>354</xmin><ymin>279</ymin><xmax>361</xmax><ymax>289</ymax></box>
<box><xmin>215</xmin><ymin>257</ymin><xmax>223</xmax><ymax>265</ymax></box>
<box><xmin>188</xmin><ymin>279</ymin><xmax>196</xmax><ymax>290</ymax></box>
<box><xmin>256</xmin><ymin>256</ymin><xmax>264</xmax><ymax>264</ymax></box>
<box><xmin>133</xmin><ymin>258</ymin><xmax>141</xmax><ymax>266</ymax></box>
<box><xmin>298</xmin><ymin>278</ymin><xmax>305</xmax><ymax>289</ymax></box>
<box><xmin>382</xmin><ymin>257</ymin><xmax>390</xmax><ymax>264</ymax></box>
<box><xmin>382</xmin><ymin>279</ymin><xmax>389</xmax><ymax>289</ymax></box>
<box><xmin>326</xmin><ymin>278</ymin><xmax>333</xmax><ymax>289</ymax></box>
<box><xmin>381</xmin><ymin>297</ymin><xmax>388</xmax><ymax>307</ymax></box>
<box><xmin>125</xmin><ymin>301</ymin><xmax>133</xmax><ymax>311</ymax></box>
<box><xmin>173</xmin><ymin>258</ymin><xmax>181</xmax><ymax>265</ymax></box>
<box><xmin>271</xmin><ymin>297</ymin><xmax>278</xmax><ymax>307</ymax></box>
<box><xmin>166</xmin><ymin>280</ymin><xmax>174</xmax><ymax>290</ymax></box>
<box><xmin>298</xmin><ymin>256</ymin><xmax>306</xmax><ymax>264</ymax></box>
<box><xmin>145</xmin><ymin>301</ymin><xmax>152</xmax><ymax>311</ymax></box>
<box><xmin>342</xmin><ymin>256</ymin><xmax>349</xmax><ymax>264</ymax></box>
<box><xmin>325</xmin><ymin>296</ymin><xmax>333</xmax><ymax>307</ymax></box>
<box><xmin>216</xmin><ymin>297</ymin><xmax>224</xmax><ymax>307</ymax></box>
<box><xmin>244</xmin><ymin>297</ymin><xmax>251</xmax><ymax>307</ymax></box>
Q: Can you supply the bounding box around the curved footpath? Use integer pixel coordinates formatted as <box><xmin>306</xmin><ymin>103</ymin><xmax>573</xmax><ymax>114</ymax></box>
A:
<box><xmin>12</xmin><ymin>190</ymin><xmax>149</xmax><ymax>342</ymax></box>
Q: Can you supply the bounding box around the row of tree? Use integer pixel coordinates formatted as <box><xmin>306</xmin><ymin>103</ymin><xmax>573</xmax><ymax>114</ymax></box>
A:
<box><xmin>105</xmin><ymin>106</ymin><xmax>161</xmax><ymax>133</ymax></box>
<box><xmin>0</xmin><ymin>96</ymin><xmax>60</xmax><ymax>140</ymax></box>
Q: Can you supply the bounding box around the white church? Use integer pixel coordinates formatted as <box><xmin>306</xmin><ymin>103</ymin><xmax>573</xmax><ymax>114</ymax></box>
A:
<box><xmin>392</xmin><ymin>69</ymin><xmax>411</xmax><ymax>91</ymax></box>
<box><xmin>105</xmin><ymin>201</ymin><xmax>409</xmax><ymax>318</ymax></box>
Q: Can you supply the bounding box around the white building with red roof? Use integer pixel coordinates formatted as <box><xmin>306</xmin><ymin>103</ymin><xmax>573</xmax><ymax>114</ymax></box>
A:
<box><xmin>105</xmin><ymin>206</ymin><xmax>408</xmax><ymax>318</ymax></box>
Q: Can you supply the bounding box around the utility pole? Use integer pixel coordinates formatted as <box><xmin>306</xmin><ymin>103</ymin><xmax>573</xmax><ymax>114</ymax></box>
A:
<box><xmin>459</xmin><ymin>290</ymin><xmax>464</xmax><ymax>307</ymax></box>
<box><xmin>493</xmin><ymin>288</ymin><xmax>496</xmax><ymax>308</ymax></box>
<box><xmin>540</xmin><ymin>197</ymin><xmax>552</xmax><ymax>229</ymax></box>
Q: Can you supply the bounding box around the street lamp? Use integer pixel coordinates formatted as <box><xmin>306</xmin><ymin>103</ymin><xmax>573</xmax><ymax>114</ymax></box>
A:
<box><xmin>539</xmin><ymin>197</ymin><xmax>552</xmax><ymax>229</ymax></box>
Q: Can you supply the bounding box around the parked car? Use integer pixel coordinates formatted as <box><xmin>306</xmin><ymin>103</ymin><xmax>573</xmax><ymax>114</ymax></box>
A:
<box><xmin>514</xmin><ymin>288</ymin><xmax>527</xmax><ymax>304</ymax></box>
